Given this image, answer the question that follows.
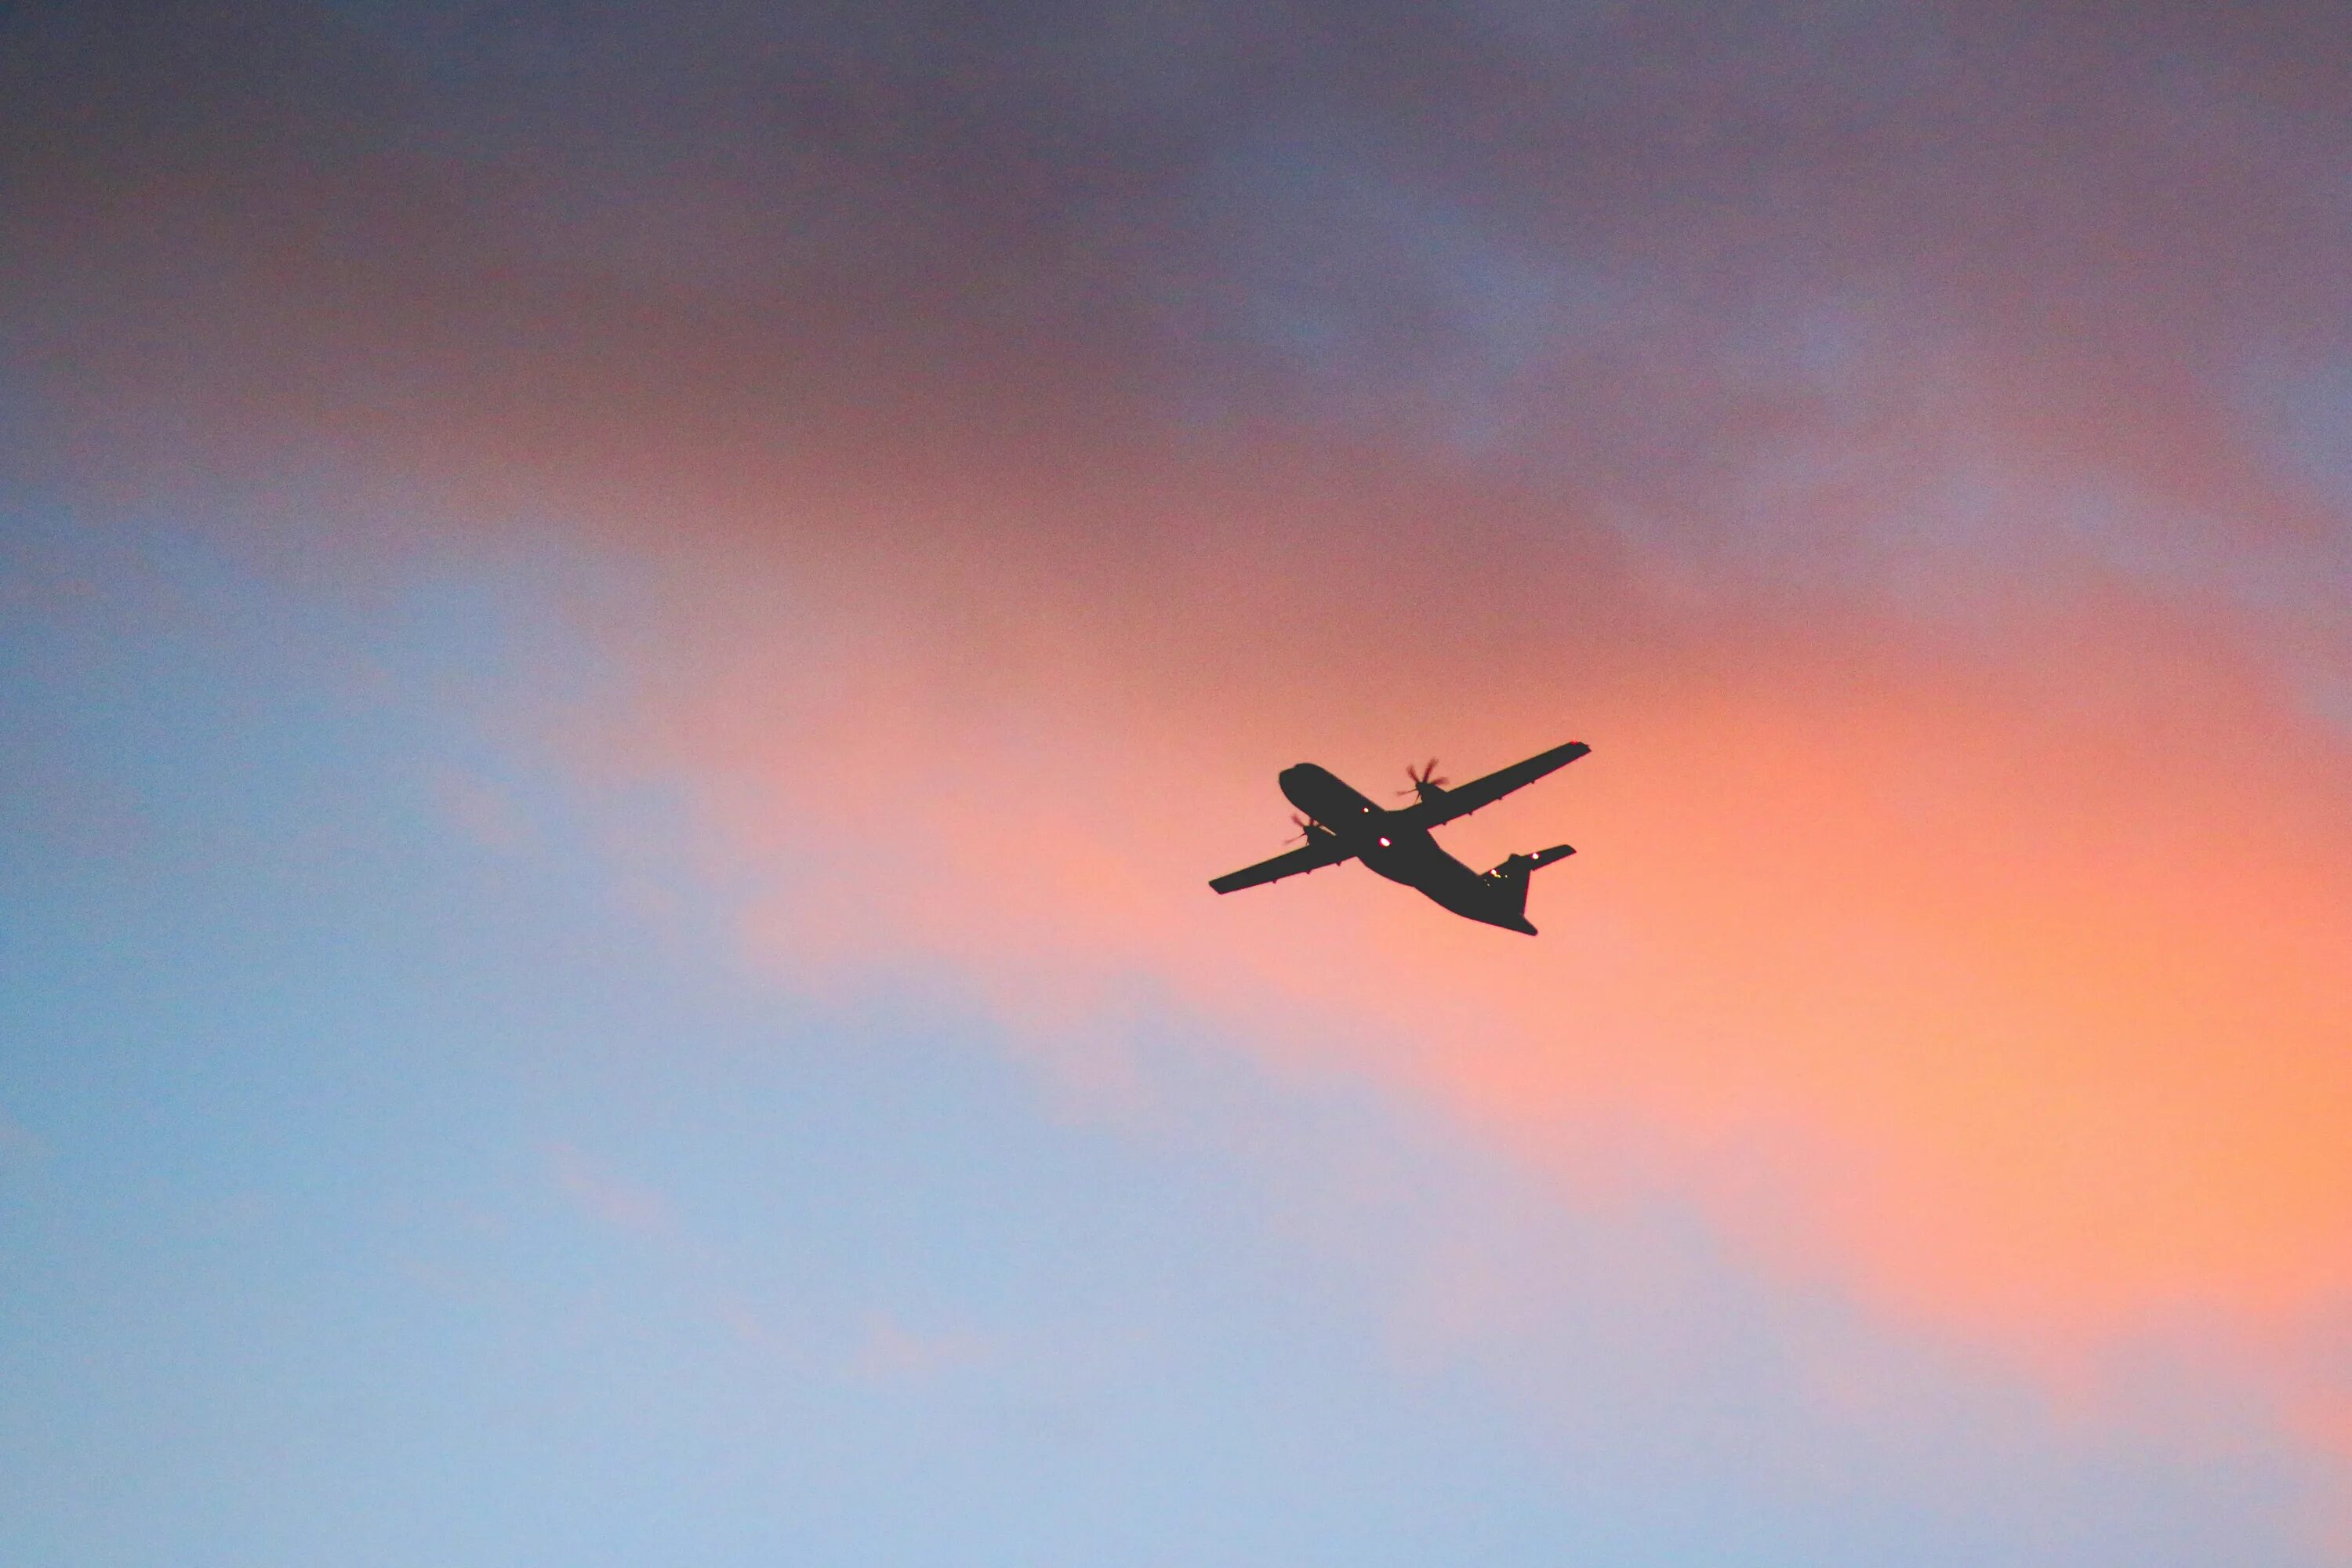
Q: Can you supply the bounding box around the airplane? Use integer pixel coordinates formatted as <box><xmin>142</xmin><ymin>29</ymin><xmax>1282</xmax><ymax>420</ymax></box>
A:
<box><xmin>1209</xmin><ymin>739</ymin><xmax>1591</xmax><ymax>934</ymax></box>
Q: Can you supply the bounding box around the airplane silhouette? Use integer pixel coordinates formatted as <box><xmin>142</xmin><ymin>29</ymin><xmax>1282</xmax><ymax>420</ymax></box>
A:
<box><xmin>1209</xmin><ymin>740</ymin><xmax>1590</xmax><ymax>934</ymax></box>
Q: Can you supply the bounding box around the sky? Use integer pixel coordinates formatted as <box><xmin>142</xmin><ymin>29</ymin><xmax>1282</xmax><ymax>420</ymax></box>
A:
<box><xmin>5</xmin><ymin>1</ymin><xmax>2352</xmax><ymax>1562</ymax></box>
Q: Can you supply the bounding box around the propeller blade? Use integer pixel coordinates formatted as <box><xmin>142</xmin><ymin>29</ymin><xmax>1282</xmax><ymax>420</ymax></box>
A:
<box><xmin>1399</xmin><ymin>758</ymin><xmax>1451</xmax><ymax>796</ymax></box>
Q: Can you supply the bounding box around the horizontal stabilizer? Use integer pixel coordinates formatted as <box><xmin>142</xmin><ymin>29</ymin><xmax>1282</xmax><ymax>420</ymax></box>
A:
<box><xmin>1483</xmin><ymin>844</ymin><xmax>1574</xmax><ymax>882</ymax></box>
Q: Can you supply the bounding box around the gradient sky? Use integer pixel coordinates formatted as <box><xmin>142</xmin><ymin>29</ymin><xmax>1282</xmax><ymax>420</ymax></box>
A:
<box><xmin>6</xmin><ymin>2</ymin><xmax>2352</xmax><ymax>1563</ymax></box>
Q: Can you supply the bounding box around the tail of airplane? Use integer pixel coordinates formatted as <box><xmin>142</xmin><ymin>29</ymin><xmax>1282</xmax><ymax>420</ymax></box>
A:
<box><xmin>1482</xmin><ymin>844</ymin><xmax>1576</xmax><ymax>929</ymax></box>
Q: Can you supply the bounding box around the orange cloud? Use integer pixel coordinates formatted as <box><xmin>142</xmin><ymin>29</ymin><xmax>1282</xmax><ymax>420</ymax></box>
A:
<box><xmin>566</xmin><ymin>547</ymin><xmax>2352</xmax><ymax>1386</ymax></box>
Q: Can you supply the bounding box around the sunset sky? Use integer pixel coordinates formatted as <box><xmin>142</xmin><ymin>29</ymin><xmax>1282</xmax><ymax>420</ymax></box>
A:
<box><xmin>6</xmin><ymin>2</ymin><xmax>2352</xmax><ymax>1562</ymax></box>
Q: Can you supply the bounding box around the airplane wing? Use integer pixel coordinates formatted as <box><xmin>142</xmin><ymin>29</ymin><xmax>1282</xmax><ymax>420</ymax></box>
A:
<box><xmin>1399</xmin><ymin>740</ymin><xmax>1589</xmax><ymax>829</ymax></box>
<box><xmin>1208</xmin><ymin>837</ymin><xmax>1356</xmax><ymax>894</ymax></box>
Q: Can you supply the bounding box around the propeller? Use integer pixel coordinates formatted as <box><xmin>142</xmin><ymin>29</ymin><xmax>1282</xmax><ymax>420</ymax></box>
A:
<box><xmin>1290</xmin><ymin>813</ymin><xmax>1325</xmax><ymax>843</ymax></box>
<box><xmin>1398</xmin><ymin>758</ymin><xmax>1449</xmax><ymax>799</ymax></box>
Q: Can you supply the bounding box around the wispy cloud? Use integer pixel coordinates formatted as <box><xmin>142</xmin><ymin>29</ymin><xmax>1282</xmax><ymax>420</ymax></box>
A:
<box><xmin>545</xmin><ymin>1140</ymin><xmax>674</xmax><ymax>1239</ymax></box>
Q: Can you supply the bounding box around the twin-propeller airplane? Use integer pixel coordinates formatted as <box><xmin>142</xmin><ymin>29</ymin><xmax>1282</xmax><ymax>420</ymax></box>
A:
<box><xmin>1209</xmin><ymin>739</ymin><xmax>1591</xmax><ymax>935</ymax></box>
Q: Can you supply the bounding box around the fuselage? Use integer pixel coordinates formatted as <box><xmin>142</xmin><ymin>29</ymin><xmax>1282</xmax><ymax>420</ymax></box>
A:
<box><xmin>1277</xmin><ymin>764</ymin><xmax>1537</xmax><ymax>933</ymax></box>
